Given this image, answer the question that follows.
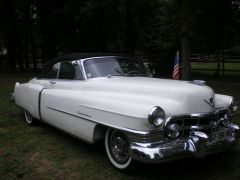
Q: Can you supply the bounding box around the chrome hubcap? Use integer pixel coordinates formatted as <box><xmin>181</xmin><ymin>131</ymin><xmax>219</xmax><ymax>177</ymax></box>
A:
<box><xmin>109</xmin><ymin>130</ymin><xmax>130</xmax><ymax>164</ymax></box>
<box><xmin>113</xmin><ymin>137</ymin><xmax>125</xmax><ymax>154</ymax></box>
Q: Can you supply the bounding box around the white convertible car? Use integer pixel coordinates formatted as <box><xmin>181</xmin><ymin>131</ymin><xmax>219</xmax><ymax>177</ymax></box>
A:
<box><xmin>12</xmin><ymin>54</ymin><xmax>239</xmax><ymax>171</ymax></box>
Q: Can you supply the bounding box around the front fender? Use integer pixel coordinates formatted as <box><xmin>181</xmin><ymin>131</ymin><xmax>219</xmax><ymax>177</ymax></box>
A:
<box><xmin>215</xmin><ymin>94</ymin><xmax>233</xmax><ymax>109</ymax></box>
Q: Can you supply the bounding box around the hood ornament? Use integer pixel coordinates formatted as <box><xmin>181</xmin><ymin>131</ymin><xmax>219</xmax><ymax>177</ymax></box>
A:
<box><xmin>191</xmin><ymin>80</ymin><xmax>206</xmax><ymax>86</ymax></box>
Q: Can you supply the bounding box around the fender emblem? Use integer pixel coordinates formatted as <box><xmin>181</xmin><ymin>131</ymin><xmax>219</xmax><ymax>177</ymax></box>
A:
<box><xmin>77</xmin><ymin>111</ymin><xmax>91</xmax><ymax>118</ymax></box>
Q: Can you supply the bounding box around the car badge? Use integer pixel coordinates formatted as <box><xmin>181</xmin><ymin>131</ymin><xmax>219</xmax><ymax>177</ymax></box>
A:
<box><xmin>204</xmin><ymin>97</ymin><xmax>214</xmax><ymax>109</ymax></box>
<box><xmin>209</xmin><ymin>97</ymin><xmax>214</xmax><ymax>104</ymax></box>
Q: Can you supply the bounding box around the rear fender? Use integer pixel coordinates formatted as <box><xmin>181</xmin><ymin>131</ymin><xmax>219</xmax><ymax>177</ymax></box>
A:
<box><xmin>14</xmin><ymin>82</ymin><xmax>44</xmax><ymax>119</ymax></box>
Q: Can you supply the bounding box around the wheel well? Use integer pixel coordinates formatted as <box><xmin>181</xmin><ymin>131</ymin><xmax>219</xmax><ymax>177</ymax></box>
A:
<box><xmin>93</xmin><ymin>124</ymin><xmax>108</xmax><ymax>142</ymax></box>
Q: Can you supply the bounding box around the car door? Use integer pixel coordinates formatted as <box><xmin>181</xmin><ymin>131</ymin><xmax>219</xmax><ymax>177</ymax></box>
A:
<box><xmin>39</xmin><ymin>60</ymin><xmax>97</xmax><ymax>142</ymax></box>
<box><xmin>40</xmin><ymin>60</ymin><xmax>84</xmax><ymax>120</ymax></box>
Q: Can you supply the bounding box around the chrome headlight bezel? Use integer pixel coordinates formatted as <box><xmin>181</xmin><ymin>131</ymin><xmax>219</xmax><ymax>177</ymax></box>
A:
<box><xmin>148</xmin><ymin>106</ymin><xmax>165</xmax><ymax>127</ymax></box>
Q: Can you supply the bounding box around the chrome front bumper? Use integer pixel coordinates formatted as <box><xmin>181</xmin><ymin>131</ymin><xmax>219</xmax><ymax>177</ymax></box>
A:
<box><xmin>129</xmin><ymin>124</ymin><xmax>239</xmax><ymax>163</ymax></box>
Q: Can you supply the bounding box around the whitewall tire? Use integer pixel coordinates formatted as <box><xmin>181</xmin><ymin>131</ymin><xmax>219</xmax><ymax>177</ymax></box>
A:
<box><xmin>105</xmin><ymin>128</ymin><xmax>133</xmax><ymax>171</ymax></box>
<box><xmin>24</xmin><ymin>111</ymin><xmax>37</xmax><ymax>125</ymax></box>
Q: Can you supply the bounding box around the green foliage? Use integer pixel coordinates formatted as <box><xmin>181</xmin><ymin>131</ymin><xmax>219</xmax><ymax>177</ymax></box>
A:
<box><xmin>0</xmin><ymin>0</ymin><xmax>240</xmax><ymax>72</ymax></box>
<box><xmin>190</xmin><ymin>0</ymin><xmax>240</xmax><ymax>51</ymax></box>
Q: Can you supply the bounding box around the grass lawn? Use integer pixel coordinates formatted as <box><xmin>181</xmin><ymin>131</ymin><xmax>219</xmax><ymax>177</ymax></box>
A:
<box><xmin>0</xmin><ymin>73</ymin><xmax>240</xmax><ymax>180</ymax></box>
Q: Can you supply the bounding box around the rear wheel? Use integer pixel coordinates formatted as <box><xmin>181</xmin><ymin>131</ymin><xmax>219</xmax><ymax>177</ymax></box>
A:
<box><xmin>105</xmin><ymin>128</ymin><xmax>134</xmax><ymax>171</ymax></box>
<box><xmin>24</xmin><ymin>111</ymin><xmax>37</xmax><ymax>125</ymax></box>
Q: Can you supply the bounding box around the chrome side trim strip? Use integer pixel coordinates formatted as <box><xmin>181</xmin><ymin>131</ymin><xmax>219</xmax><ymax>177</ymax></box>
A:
<box><xmin>46</xmin><ymin>106</ymin><xmax>150</xmax><ymax>135</ymax></box>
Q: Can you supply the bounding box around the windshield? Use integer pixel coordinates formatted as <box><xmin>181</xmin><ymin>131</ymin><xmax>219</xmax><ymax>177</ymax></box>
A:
<box><xmin>83</xmin><ymin>57</ymin><xmax>148</xmax><ymax>79</ymax></box>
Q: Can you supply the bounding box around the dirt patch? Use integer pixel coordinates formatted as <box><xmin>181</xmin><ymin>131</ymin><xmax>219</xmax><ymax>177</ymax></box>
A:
<box><xmin>28</xmin><ymin>152</ymin><xmax>56</xmax><ymax>174</ymax></box>
<box><xmin>56</xmin><ymin>168</ymin><xmax>80</xmax><ymax>180</ymax></box>
<box><xmin>0</xmin><ymin>127</ymin><xmax>7</xmax><ymax>133</ymax></box>
<box><xmin>0</xmin><ymin>147</ymin><xmax>4</xmax><ymax>156</ymax></box>
<box><xmin>53</xmin><ymin>158</ymin><xmax>81</xmax><ymax>179</ymax></box>
<box><xmin>25</xmin><ymin>152</ymin><xmax>80</xmax><ymax>179</ymax></box>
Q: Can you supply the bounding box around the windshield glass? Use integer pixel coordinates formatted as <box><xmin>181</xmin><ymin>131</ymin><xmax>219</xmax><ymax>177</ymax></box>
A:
<box><xmin>83</xmin><ymin>57</ymin><xmax>148</xmax><ymax>79</ymax></box>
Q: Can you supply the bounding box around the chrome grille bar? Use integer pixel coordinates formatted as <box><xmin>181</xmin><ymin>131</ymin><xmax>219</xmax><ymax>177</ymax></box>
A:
<box><xmin>167</xmin><ymin>110</ymin><xmax>228</xmax><ymax>138</ymax></box>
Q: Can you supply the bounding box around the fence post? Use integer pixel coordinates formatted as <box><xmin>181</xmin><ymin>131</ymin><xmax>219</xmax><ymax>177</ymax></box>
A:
<box><xmin>222</xmin><ymin>51</ymin><xmax>225</xmax><ymax>77</ymax></box>
<box><xmin>217</xmin><ymin>52</ymin><xmax>220</xmax><ymax>76</ymax></box>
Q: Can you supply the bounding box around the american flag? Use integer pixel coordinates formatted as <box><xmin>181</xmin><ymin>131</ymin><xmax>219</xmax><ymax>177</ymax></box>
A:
<box><xmin>172</xmin><ymin>51</ymin><xmax>180</xmax><ymax>80</ymax></box>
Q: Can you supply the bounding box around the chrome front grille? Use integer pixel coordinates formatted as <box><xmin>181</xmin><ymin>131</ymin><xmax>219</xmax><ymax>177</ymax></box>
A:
<box><xmin>166</xmin><ymin>110</ymin><xmax>229</xmax><ymax>138</ymax></box>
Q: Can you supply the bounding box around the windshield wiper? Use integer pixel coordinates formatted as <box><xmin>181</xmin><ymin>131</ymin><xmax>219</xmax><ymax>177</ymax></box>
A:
<box><xmin>107</xmin><ymin>73</ymin><xmax>150</xmax><ymax>78</ymax></box>
<box><xmin>107</xmin><ymin>74</ymin><xmax>127</xmax><ymax>78</ymax></box>
<box><xmin>129</xmin><ymin>73</ymin><xmax>149</xmax><ymax>77</ymax></box>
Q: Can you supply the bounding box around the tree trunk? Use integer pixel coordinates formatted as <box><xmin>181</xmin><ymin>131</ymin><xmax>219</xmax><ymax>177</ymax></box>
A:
<box><xmin>16</xmin><ymin>35</ymin><xmax>24</xmax><ymax>72</ymax></box>
<box><xmin>221</xmin><ymin>50</ymin><xmax>225</xmax><ymax>76</ymax></box>
<box><xmin>5</xmin><ymin>1</ymin><xmax>17</xmax><ymax>72</ymax></box>
<box><xmin>41</xmin><ymin>46</ymin><xmax>45</xmax><ymax>67</ymax></box>
<box><xmin>181</xmin><ymin>35</ymin><xmax>190</xmax><ymax>80</ymax></box>
<box><xmin>179</xmin><ymin>0</ymin><xmax>191</xmax><ymax>80</ymax></box>
<box><xmin>124</xmin><ymin>0</ymin><xmax>135</xmax><ymax>54</ymax></box>
<box><xmin>216</xmin><ymin>51</ymin><xmax>220</xmax><ymax>76</ymax></box>
<box><xmin>23</xmin><ymin>0</ymin><xmax>31</xmax><ymax>70</ymax></box>
<box><xmin>24</xmin><ymin>34</ymin><xmax>30</xmax><ymax>70</ymax></box>
<box><xmin>7</xmin><ymin>39</ymin><xmax>16</xmax><ymax>71</ymax></box>
<box><xmin>0</xmin><ymin>57</ymin><xmax>2</xmax><ymax>71</ymax></box>
<box><xmin>30</xmin><ymin>32</ymin><xmax>37</xmax><ymax>70</ymax></box>
<box><xmin>17</xmin><ymin>47</ymin><xmax>24</xmax><ymax>72</ymax></box>
<box><xmin>38</xmin><ymin>0</ymin><xmax>56</xmax><ymax>61</ymax></box>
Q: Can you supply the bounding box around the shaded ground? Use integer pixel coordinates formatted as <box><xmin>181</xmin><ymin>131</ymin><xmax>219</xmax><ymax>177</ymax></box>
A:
<box><xmin>0</xmin><ymin>73</ymin><xmax>239</xmax><ymax>180</ymax></box>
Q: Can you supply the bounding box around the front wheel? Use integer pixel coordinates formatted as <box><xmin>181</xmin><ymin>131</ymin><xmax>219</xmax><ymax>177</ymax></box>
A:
<box><xmin>105</xmin><ymin>128</ymin><xmax>134</xmax><ymax>171</ymax></box>
<box><xmin>24</xmin><ymin>111</ymin><xmax>37</xmax><ymax>125</ymax></box>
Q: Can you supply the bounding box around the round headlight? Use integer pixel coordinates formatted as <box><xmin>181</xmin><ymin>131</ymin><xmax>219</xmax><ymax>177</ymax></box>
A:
<box><xmin>148</xmin><ymin>106</ymin><xmax>165</xmax><ymax>127</ymax></box>
<box><xmin>153</xmin><ymin>117</ymin><xmax>164</xmax><ymax>126</ymax></box>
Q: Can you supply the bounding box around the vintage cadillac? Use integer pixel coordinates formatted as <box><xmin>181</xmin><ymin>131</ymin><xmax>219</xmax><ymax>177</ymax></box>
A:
<box><xmin>12</xmin><ymin>54</ymin><xmax>239</xmax><ymax>171</ymax></box>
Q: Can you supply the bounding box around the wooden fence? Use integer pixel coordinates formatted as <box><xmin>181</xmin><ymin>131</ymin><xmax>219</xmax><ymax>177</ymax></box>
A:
<box><xmin>190</xmin><ymin>52</ymin><xmax>240</xmax><ymax>76</ymax></box>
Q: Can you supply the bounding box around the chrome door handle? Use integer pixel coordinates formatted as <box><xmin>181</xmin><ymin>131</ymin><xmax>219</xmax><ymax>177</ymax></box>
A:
<box><xmin>49</xmin><ymin>81</ymin><xmax>56</xmax><ymax>84</ymax></box>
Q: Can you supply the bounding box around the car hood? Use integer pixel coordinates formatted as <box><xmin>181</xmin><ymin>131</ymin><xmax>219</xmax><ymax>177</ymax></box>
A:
<box><xmin>79</xmin><ymin>77</ymin><xmax>215</xmax><ymax>118</ymax></box>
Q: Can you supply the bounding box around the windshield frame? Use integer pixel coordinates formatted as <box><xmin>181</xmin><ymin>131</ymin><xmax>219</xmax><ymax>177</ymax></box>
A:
<box><xmin>81</xmin><ymin>56</ymin><xmax>148</xmax><ymax>79</ymax></box>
